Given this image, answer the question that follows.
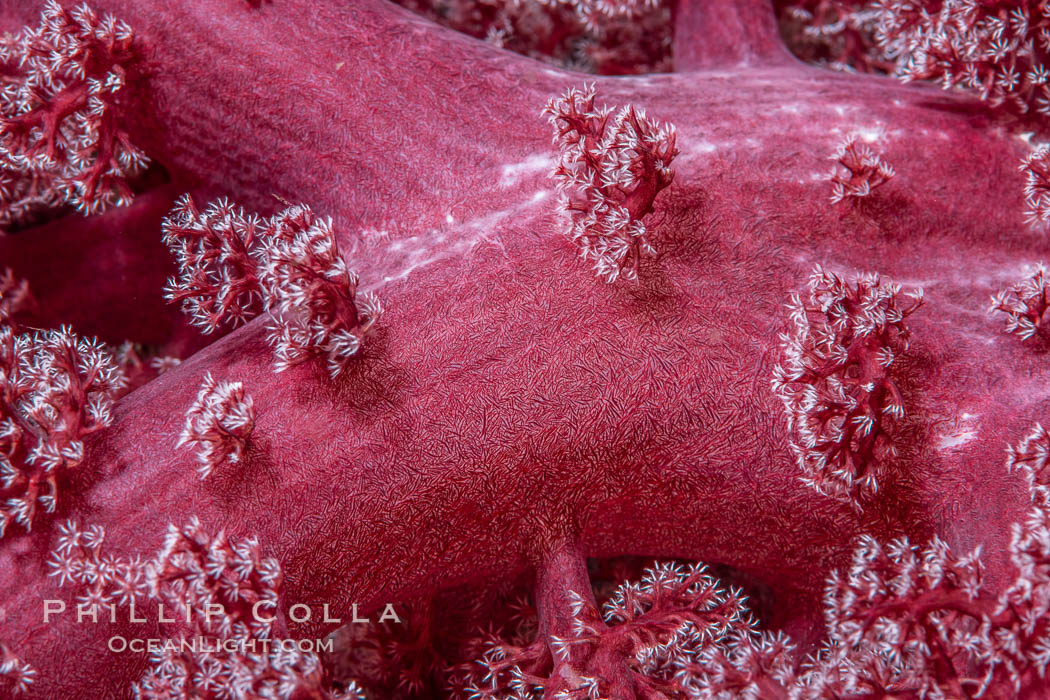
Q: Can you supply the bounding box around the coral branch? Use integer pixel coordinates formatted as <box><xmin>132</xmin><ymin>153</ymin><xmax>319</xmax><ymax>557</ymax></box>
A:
<box><xmin>1022</xmin><ymin>147</ymin><xmax>1050</xmax><ymax>227</ymax></box>
<box><xmin>0</xmin><ymin>324</ymin><xmax>124</xmax><ymax>536</ymax></box>
<box><xmin>260</xmin><ymin>204</ymin><xmax>384</xmax><ymax>378</ymax></box>
<box><xmin>545</xmin><ymin>84</ymin><xmax>677</xmax><ymax>283</ymax></box>
<box><xmin>177</xmin><ymin>372</ymin><xmax>255</xmax><ymax>479</ymax></box>
<box><xmin>0</xmin><ymin>1</ymin><xmax>148</xmax><ymax>228</ymax></box>
<box><xmin>990</xmin><ymin>264</ymin><xmax>1050</xmax><ymax>341</ymax></box>
<box><xmin>161</xmin><ymin>195</ymin><xmax>268</xmax><ymax>334</ymax></box>
<box><xmin>1008</xmin><ymin>423</ymin><xmax>1050</xmax><ymax>507</ymax></box>
<box><xmin>456</xmin><ymin>542</ymin><xmax>764</xmax><ymax>699</ymax></box>
<box><xmin>818</xmin><ymin>535</ymin><xmax>988</xmax><ymax>697</ymax></box>
<box><xmin>773</xmin><ymin>265</ymin><xmax>923</xmax><ymax>506</ymax></box>
<box><xmin>829</xmin><ymin>134</ymin><xmax>894</xmax><ymax>204</ymax></box>
<box><xmin>49</xmin><ymin>517</ymin><xmax>364</xmax><ymax>699</ymax></box>
<box><xmin>163</xmin><ymin>195</ymin><xmax>383</xmax><ymax>376</ymax></box>
<box><xmin>878</xmin><ymin>0</ymin><xmax>1050</xmax><ymax>116</ymax></box>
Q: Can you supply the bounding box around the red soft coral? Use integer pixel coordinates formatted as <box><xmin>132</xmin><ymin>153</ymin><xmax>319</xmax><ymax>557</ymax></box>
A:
<box><xmin>1</xmin><ymin>0</ymin><xmax>1050</xmax><ymax>698</ymax></box>
<box><xmin>0</xmin><ymin>324</ymin><xmax>124</xmax><ymax>536</ymax></box>
<box><xmin>545</xmin><ymin>84</ymin><xmax>677</xmax><ymax>282</ymax></box>
<box><xmin>0</xmin><ymin>0</ymin><xmax>148</xmax><ymax>228</ymax></box>
<box><xmin>177</xmin><ymin>372</ymin><xmax>255</xmax><ymax>479</ymax></box>
<box><xmin>772</xmin><ymin>266</ymin><xmax>923</xmax><ymax>506</ymax></box>
<box><xmin>163</xmin><ymin>196</ymin><xmax>383</xmax><ymax>376</ymax></box>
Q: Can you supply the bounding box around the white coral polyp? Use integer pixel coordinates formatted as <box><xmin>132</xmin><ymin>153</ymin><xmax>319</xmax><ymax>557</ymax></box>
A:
<box><xmin>177</xmin><ymin>373</ymin><xmax>255</xmax><ymax>479</ymax></box>
<box><xmin>162</xmin><ymin>196</ymin><xmax>384</xmax><ymax>378</ymax></box>
<box><xmin>545</xmin><ymin>84</ymin><xmax>676</xmax><ymax>283</ymax></box>
<box><xmin>0</xmin><ymin>1</ymin><xmax>148</xmax><ymax>227</ymax></box>
<box><xmin>772</xmin><ymin>265</ymin><xmax>922</xmax><ymax>506</ymax></box>
<box><xmin>0</xmin><ymin>325</ymin><xmax>124</xmax><ymax>537</ymax></box>
<box><xmin>261</xmin><ymin>206</ymin><xmax>384</xmax><ymax>377</ymax></box>
<box><xmin>990</xmin><ymin>264</ymin><xmax>1050</xmax><ymax>340</ymax></box>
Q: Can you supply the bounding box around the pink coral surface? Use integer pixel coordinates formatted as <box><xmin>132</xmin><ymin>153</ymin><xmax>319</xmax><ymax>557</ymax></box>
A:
<box><xmin>1</xmin><ymin>0</ymin><xmax>1049</xmax><ymax>697</ymax></box>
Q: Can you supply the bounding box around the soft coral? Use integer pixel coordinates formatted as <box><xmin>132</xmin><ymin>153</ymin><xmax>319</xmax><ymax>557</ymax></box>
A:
<box><xmin>0</xmin><ymin>0</ymin><xmax>1047</xmax><ymax>698</ymax></box>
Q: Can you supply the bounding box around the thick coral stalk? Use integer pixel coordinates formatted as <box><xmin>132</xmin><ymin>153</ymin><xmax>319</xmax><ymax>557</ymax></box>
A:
<box><xmin>673</xmin><ymin>0</ymin><xmax>793</xmax><ymax>69</ymax></box>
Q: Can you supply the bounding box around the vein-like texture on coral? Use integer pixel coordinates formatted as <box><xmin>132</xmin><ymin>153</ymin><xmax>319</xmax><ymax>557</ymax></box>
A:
<box><xmin>0</xmin><ymin>0</ymin><xmax>1048</xmax><ymax>697</ymax></box>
